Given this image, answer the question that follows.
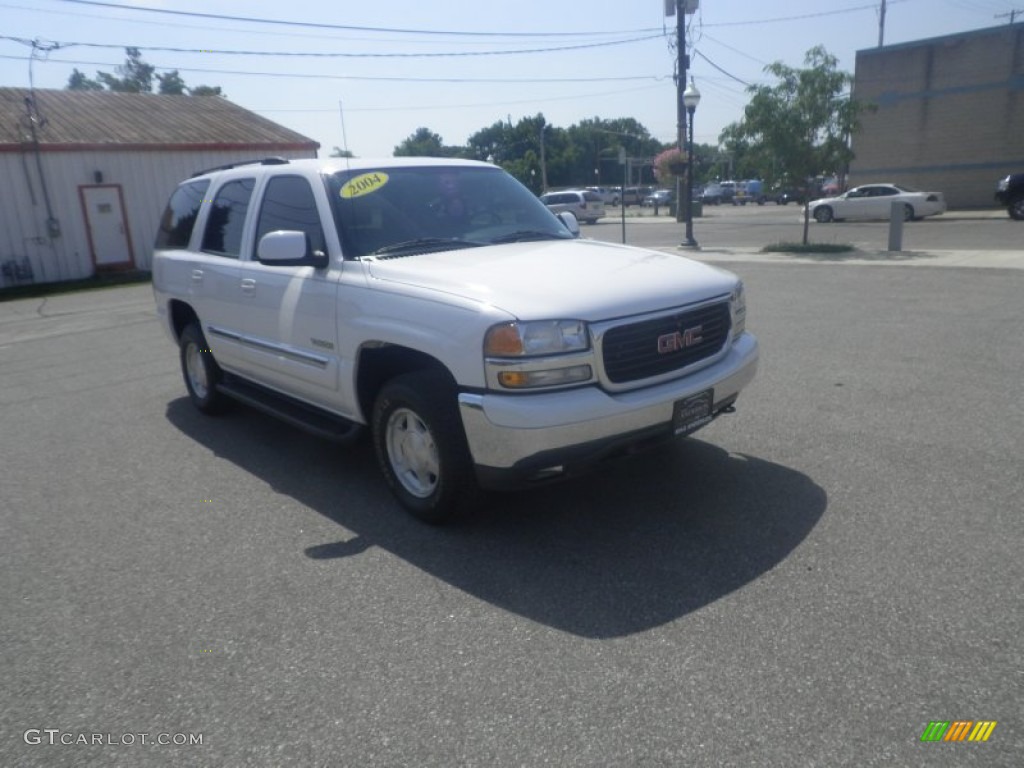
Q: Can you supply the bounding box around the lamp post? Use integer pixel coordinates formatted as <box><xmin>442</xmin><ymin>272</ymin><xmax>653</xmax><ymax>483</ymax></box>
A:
<box><xmin>682</xmin><ymin>77</ymin><xmax>701</xmax><ymax>248</ymax></box>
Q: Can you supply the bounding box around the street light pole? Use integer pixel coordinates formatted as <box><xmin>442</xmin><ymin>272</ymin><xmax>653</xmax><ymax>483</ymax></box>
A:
<box><xmin>682</xmin><ymin>77</ymin><xmax>701</xmax><ymax>248</ymax></box>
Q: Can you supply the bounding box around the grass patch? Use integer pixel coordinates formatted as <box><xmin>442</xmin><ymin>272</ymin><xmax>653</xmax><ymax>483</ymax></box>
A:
<box><xmin>0</xmin><ymin>271</ymin><xmax>151</xmax><ymax>302</ymax></box>
<box><xmin>761</xmin><ymin>242</ymin><xmax>856</xmax><ymax>254</ymax></box>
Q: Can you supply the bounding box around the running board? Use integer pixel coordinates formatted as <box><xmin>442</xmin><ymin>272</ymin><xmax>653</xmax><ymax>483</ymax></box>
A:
<box><xmin>217</xmin><ymin>376</ymin><xmax>363</xmax><ymax>444</ymax></box>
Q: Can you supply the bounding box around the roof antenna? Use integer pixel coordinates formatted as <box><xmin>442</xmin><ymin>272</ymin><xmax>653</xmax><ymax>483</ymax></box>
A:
<box><xmin>338</xmin><ymin>100</ymin><xmax>352</xmax><ymax>168</ymax></box>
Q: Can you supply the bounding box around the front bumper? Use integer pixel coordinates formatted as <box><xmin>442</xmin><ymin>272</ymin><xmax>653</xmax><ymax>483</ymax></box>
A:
<box><xmin>458</xmin><ymin>332</ymin><xmax>758</xmax><ymax>489</ymax></box>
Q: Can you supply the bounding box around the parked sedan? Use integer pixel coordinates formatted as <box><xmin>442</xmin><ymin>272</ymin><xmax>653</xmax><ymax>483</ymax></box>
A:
<box><xmin>808</xmin><ymin>183</ymin><xmax>946</xmax><ymax>223</ymax></box>
<box><xmin>642</xmin><ymin>189</ymin><xmax>675</xmax><ymax>207</ymax></box>
<box><xmin>769</xmin><ymin>187</ymin><xmax>806</xmax><ymax>205</ymax></box>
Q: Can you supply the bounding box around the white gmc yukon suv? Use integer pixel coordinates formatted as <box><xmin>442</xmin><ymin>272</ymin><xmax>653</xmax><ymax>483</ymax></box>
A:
<box><xmin>152</xmin><ymin>157</ymin><xmax>758</xmax><ymax>523</ymax></box>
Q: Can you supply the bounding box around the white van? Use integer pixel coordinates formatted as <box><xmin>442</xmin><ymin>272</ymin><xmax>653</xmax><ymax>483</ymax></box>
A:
<box><xmin>539</xmin><ymin>190</ymin><xmax>607</xmax><ymax>224</ymax></box>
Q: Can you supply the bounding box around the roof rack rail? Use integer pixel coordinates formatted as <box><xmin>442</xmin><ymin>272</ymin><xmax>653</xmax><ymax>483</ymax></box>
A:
<box><xmin>190</xmin><ymin>156</ymin><xmax>290</xmax><ymax>178</ymax></box>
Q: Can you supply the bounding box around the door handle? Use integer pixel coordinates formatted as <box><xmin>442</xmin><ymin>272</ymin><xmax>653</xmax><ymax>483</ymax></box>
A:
<box><xmin>191</xmin><ymin>269</ymin><xmax>203</xmax><ymax>283</ymax></box>
<box><xmin>241</xmin><ymin>278</ymin><xmax>256</xmax><ymax>294</ymax></box>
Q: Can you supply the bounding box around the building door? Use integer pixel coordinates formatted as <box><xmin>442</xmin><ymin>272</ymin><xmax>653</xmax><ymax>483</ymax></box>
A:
<box><xmin>80</xmin><ymin>185</ymin><xmax>135</xmax><ymax>269</ymax></box>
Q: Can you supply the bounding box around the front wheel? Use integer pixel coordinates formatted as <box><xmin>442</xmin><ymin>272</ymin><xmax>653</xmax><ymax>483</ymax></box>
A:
<box><xmin>372</xmin><ymin>370</ymin><xmax>480</xmax><ymax>524</ymax></box>
<box><xmin>1008</xmin><ymin>197</ymin><xmax>1024</xmax><ymax>220</ymax></box>
<box><xmin>813</xmin><ymin>206</ymin><xmax>834</xmax><ymax>223</ymax></box>
<box><xmin>179</xmin><ymin>323</ymin><xmax>227</xmax><ymax>414</ymax></box>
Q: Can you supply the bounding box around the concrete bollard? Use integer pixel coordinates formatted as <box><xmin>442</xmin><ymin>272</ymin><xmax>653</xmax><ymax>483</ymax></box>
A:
<box><xmin>888</xmin><ymin>201</ymin><xmax>904</xmax><ymax>251</ymax></box>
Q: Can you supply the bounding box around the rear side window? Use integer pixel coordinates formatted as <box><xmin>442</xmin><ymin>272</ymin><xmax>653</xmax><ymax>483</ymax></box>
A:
<box><xmin>202</xmin><ymin>178</ymin><xmax>255</xmax><ymax>258</ymax></box>
<box><xmin>155</xmin><ymin>180</ymin><xmax>209</xmax><ymax>249</ymax></box>
<box><xmin>583</xmin><ymin>192</ymin><xmax>601</xmax><ymax>203</ymax></box>
<box><xmin>254</xmin><ymin>176</ymin><xmax>327</xmax><ymax>258</ymax></box>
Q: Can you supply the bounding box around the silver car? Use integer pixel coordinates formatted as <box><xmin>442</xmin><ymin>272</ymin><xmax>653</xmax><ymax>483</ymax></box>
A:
<box><xmin>539</xmin><ymin>190</ymin><xmax>607</xmax><ymax>224</ymax></box>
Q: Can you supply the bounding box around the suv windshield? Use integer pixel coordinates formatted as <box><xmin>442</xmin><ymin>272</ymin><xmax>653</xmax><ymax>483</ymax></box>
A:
<box><xmin>327</xmin><ymin>165</ymin><xmax>572</xmax><ymax>259</ymax></box>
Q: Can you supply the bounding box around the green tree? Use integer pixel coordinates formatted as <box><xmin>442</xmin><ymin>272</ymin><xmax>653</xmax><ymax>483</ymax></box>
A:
<box><xmin>156</xmin><ymin>70</ymin><xmax>187</xmax><ymax>95</ymax></box>
<box><xmin>97</xmin><ymin>47</ymin><xmax>153</xmax><ymax>93</ymax></box>
<box><xmin>723</xmin><ymin>45</ymin><xmax>866</xmax><ymax>242</ymax></box>
<box><xmin>464</xmin><ymin>114</ymin><xmax>664</xmax><ymax>191</ymax></box>
<box><xmin>65</xmin><ymin>48</ymin><xmax>223</xmax><ymax>97</ymax></box>
<box><xmin>67</xmin><ymin>68</ymin><xmax>103</xmax><ymax>91</ymax></box>
<box><xmin>566</xmin><ymin>117</ymin><xmax>663</xmax><ymax>187</ymax></box>
<box><xmin>330</xmin><ymin>147</ymin><xmax>355</xmax><ymax>158</ymax></box>
<box><xmin>393</xmin><ymin>127</ymin><xmax>465</xmax><ymax>157</ymax></box>
<box><xmin>466</xmin><ymin>114</ymin><xmax>558</xmax><ymax>188</ymax></box>
<box><xmin>188</xmin><ymin>85</ymin><xmax>224</xmax><ymax>97</ymax></box>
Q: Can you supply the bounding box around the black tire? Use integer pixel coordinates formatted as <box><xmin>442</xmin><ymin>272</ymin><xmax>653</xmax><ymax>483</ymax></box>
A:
<box><xmin>813</xmin><ymin>206</ymin><xmax>834</xmax><ymax>223</ymax></box>
<box><xmin>1008</xmin><ymin>197</ymin><xmax>1024</xmax><ymax>220</ymax></box>
<box><xmin>902</xmin><ymin>204</ymin><xmax>915</xmax><ymax>221</ymax></box>
<box><xmin>179</xmin><ymin>323</ymin><xmax>227</xmax><ymax>414</ymax></box>
<box><xmin>372</xmin><ymin>369</ymin><xmax>480</xmax><ymax>524</ymax></box>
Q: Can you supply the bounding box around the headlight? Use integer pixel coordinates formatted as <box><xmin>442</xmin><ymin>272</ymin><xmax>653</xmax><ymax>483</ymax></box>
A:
<box><xmin>484</xmin><ymin>320</ymin><xmax>593</xmax><ymax>389</ymax></box>
<box><xmin>730</xmin><ymin>281</ymin><xmax>746</xmax><ymax>338</ymax></box>
<box><xmin>484</xmin><ymin>320</ymin><xmax>589</xmax><ymax>357</ymax></box>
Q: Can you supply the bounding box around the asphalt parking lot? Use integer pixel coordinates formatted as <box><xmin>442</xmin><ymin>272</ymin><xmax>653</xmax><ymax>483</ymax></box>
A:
<box><xmin>1</xmin><ymin>251</ymin><xmax>1022</xmax><ymax>765</ymax></box>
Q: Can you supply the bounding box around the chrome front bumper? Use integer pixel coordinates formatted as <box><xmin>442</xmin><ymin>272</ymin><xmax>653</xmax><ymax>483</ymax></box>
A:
<box><xmin>458</xmin><ymin>332</ymin><xmax>758</xmax><ymax>487</ymax></box>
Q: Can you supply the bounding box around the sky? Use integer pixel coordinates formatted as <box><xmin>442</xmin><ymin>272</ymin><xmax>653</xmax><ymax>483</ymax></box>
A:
<box><xmin>1</xmin><ymin>0</ymin><xmax>1020</xmax><ymax>160</ymax></box>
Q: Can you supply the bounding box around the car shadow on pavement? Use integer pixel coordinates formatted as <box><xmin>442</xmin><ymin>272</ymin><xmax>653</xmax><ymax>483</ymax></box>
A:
<box><xmin>166</xmin><ymin>398</ymin><xmax>826</xmax><ymax>638</ymax></box>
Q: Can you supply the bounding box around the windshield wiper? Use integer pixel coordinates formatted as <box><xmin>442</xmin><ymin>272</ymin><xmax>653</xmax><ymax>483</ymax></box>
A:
<box><xmin>489</xmin><ymin>230</ymin><xmax>569</xmax><ymax>244</ymax></box>
<box><xmin>371</xmin><ymin>237</ymin><xmax>484</xmax><ymax>258</ymax></box>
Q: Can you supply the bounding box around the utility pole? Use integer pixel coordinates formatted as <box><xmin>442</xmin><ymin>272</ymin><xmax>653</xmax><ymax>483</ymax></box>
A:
<box><xmin>669</xmin><ymin>0</ymin><xmax>698</xmax><ymax>222</ymax></box>
<box><xmin>995</xmin><ymin>9</ymin><xmax>1022</xmax><ymax>24</ymax></box>
<box><xmin>539</xmin><ymin>119</ymin><xmax>548</xmax><ymax>193</ymax></box>
<box><xmin>878</xmin><ymin>0</ymin><xmax>886</xmax><ymax>47</ymax></box>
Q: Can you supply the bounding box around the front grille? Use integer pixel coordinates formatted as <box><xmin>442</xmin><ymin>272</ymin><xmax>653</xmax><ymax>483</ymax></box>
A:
<box><xmin>602</xmin><ymin>302</ymin><xmax>730</xmax><ymax>384</ymax></box>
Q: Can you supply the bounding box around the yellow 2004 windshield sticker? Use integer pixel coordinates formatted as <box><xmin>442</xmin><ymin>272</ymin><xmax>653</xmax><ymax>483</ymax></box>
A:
<box><xmin>341</xmin><ymin>172</ymin><xmax>389</xmax><ymax>199</ymax></box>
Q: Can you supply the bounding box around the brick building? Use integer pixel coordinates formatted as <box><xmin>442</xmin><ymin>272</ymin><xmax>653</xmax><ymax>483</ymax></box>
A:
<box><xmin>850</xmin><ymin>22</ymin><xmax>1024</xmax><ymax>208</ymax></box>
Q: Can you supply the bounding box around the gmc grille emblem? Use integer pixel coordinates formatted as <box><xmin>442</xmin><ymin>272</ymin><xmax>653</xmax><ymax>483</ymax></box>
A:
<box><xmin>657</xmin><ymin>325</ymin><xmax>703</xmax><ymax>354</ymax></box>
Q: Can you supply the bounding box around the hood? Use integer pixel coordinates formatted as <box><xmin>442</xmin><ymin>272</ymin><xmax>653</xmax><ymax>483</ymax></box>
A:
<box><xmin>366</xmin><ymin>239</ymin><xmax>737</xmax><ymax>320</ymax></box>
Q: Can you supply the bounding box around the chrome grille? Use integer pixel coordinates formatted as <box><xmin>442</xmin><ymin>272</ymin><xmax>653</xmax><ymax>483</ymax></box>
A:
<box><xmin>602</xmin><ymin>302</ymin><xmax>730</xmax><ymax>384</ymax></box>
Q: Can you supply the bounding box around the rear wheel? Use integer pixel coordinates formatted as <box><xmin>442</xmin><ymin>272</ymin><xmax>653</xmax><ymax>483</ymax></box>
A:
<box><xmin>813</xmin><ymin>206</ymin><xmax>834</xmax><ymax>223</ymax></box>
<box><xmin>372</xmin><ymin>370</ymin><xmax>480</xmax><ymax>524</ymax></box>
<box><xmin>179</xmin><ymin>323</ymin><xmax>227</xmax><ymax>414</ymax></box>
<box><xmin>902</xmin><ymin>204</ymin><xmax>915</xmax><ymax>221</ymax></box>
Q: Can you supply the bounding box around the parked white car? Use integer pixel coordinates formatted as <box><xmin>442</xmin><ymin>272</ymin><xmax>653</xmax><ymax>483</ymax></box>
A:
<box><xmin>586</xmin><ymin>186</ymin><xmax>620</xmax><ymax>206</ymax></box>
<box><xmin>808</xmin><ymin>183</ymin><xmax>946</xmax><ymax>222</ymax></box>
<box><xmin>540</xmin><ymin>190</ymin><xmax>606</xmax><ymax>224</ymax></box>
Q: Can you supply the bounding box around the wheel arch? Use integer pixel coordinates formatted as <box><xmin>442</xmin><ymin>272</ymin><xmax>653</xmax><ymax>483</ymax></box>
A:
<box><xmin>355</xmin><ymin>343</ymin><xmax>454</xmax><ymax>424</ymax></box>
<box><xmin>168</xmin><ymin>299</ymin><xmax>200</xmax><ymax>344</ymax></box>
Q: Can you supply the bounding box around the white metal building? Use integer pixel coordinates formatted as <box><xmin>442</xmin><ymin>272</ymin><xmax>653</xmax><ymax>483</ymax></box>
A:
<box><xmin>0</xmin><ymin>88</ymin><xmax>318</xmax><ymax>287</ymax></box>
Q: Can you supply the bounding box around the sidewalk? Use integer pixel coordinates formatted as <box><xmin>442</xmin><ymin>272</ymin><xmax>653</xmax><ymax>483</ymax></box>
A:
<box><xmin>659</xmin><ymin>246</ymin><xmax>1024</xmax><ymax>270</ymax></box>
<box><xmin>600</xmin><ymin>207</ymin><xmax>1022</xmax><ymax>269</ymax></box>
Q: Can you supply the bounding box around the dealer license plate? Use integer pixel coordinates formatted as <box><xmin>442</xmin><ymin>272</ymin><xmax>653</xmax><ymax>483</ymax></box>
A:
<box><xmin>672</xmin><ymin>390</ymin><xmax>713</xmax><ymax>436</ymax></box>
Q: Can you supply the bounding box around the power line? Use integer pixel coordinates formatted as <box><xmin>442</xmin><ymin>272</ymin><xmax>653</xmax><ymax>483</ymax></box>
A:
<box><xmin>0</xmin><ymin>33</ymin><xmax>666</xmax><ymax>59</ymax></box>
<box><xmin>0</xmin><ymin>52</ymin><xmax>666</xmax><ymax>85</ymax></box>
<box><xmin>692</xmin><ymin>50</ymin><xmax>751</xmax><ymax>88</ymax></box>
<box><xmin>701</xmin><ymin>1</ymin><xmax>910</xmax><ymax>27</ymax></box>
<box><xmin>51</xmin><ymin>0</ymin><xmax>664</xmax><ymax>39</ymax></box>
<box><xmin>0</xmin><ymin>2</ymin><xmax>633</xmax><ymax>47</ymax></box>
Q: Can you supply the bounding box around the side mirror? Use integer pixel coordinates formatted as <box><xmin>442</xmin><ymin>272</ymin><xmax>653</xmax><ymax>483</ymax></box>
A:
<box><xmin>557</xmin><ymin>211</ymin><xmax>581</xmax><ymax>238</ymax></box>
<box><xmin>257</xmin><ymin>230</ymin><xmax>328</xmax><ymax>268</ymax></box>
